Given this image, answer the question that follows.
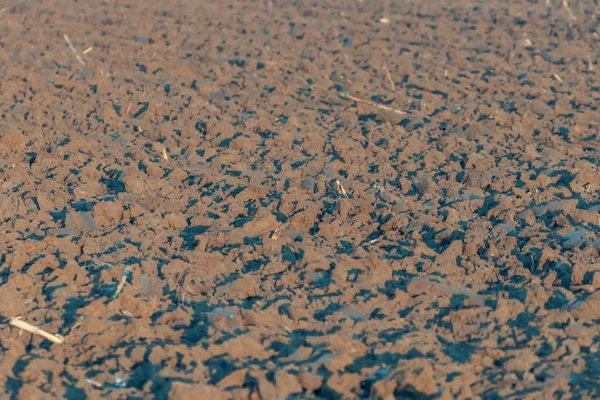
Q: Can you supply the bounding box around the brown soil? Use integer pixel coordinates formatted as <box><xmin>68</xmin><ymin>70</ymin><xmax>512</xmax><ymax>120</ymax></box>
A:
<box><xmin>1</xmin><ymin>0</ymin><xmax>600</xmax><ymax>398</ymax></box>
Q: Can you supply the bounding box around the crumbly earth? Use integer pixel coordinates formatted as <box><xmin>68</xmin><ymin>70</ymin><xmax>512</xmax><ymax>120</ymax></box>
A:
<box><xmin>1</xmin><ymin>0</ymin><xmax>600</xmax><ymax>398</ymax></box>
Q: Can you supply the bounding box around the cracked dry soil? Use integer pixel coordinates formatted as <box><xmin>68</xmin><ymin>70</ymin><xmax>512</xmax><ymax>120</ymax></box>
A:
<box><xmin>2</xmin><ymin>0</ymin><xmax>600</xmax><ymax>399</ymax></box>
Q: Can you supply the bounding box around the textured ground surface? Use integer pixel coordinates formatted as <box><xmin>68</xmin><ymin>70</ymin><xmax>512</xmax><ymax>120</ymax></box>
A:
<box><xmin>1</xmin><ymin>0</ymin><xmax>600</xmax><ymax>398</ymax></box>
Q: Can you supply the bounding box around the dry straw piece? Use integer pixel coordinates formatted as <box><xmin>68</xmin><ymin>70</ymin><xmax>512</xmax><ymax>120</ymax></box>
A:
<box><xmin>10</xmin><ymin>317</ymin><xmax>64</xmax><ymax>344</ymax></box>
<box><xmin>113</xmin><ymin>267</ymin><xmax>130</xmax><ymax>299</ymax></box>
<box><xmin>340</xmin><ymin>93</ymin><xmax>407</xmax><ymax>115</ymax></box>
<box><xmin>270</xmin><ymin>222</ymin><xmax>290</xmax><ymax>241</ymax></box>
<box><xmin>383</xmin><ymin>65</ymin><xmax>396</xmax><ymax>92</ymax></box>
<box><xmin>271</xmin><ymin>227</ymin><xmax>282</xmax><ymax>240</ymax></box>
<box><xmin>335</xmin><ymin>179</ymin><xmax>349</xmax><ymax>198</ymax></box>
<box><xmin>63</xmin><ymin>34</ymin><xmax>85</xmax><ymax>66</ymax></box>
